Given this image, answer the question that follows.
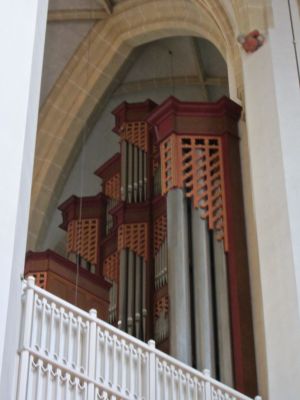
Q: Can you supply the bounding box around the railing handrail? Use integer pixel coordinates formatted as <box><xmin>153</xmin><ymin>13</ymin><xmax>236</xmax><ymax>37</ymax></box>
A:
<box><xmin>19</xmin><ymin>277</ymin><xmax>261</xmax><ymax>400</ymax></box>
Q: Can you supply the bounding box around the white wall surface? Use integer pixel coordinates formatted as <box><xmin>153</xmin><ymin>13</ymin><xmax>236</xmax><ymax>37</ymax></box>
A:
<box><xmin>0</xmin><ymin>0</ymin><xmax>48</xmax><ymax>398</ymax></box>
<box><xmin>242</xmin><ymin>0</ymin><xmax>300</xmax><ymax>398</ymax></box>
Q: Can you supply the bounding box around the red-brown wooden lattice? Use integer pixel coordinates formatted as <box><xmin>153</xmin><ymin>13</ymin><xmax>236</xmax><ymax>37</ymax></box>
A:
<box><xmin>103</xmin><ymin>252</ymin><xmax>119</xmax><ymax>282</ymax></box>
<box><xmin>67</xmin><ymin>219</ymin><xmax>99</xmax><ymax>265</ymax></box>
<box><xmin>160</xmin><ymin>134</ymin><xmax>228</xmax><ymax>251</ymax></box>
<box><xmin>117</xmin><ymin>223</ymin><xmax>148</xmax><ymax>260</ymax></box>
<box><xmin>27</xmin><ymin>272</ymin><xmax>47</xmax><ymax>289</ymax></box>
<box><xmin>120</xmin><ymin>121</ymin><xmax>149</xmax><ymax>152</ymax></box>
<box><xmin>154</xmin><ymin>295</ymin><xmax>169</xmax><ymax>318</ymax></box>
<box><xmin>153</xmin><ymin>214</ymin><xmax>167</xmax><ymax>255</ymax></box>
<box><xmin>104</xmin><ymin>173</ymin><xmax>121</xmax><ymax>201</ymax></box>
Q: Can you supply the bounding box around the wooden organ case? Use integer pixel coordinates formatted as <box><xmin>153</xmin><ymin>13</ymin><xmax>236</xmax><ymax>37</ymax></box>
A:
<box><xmin>25</xmin><ymin>97</ymin><xmax>257</xmax><ymax>397</ymax></box>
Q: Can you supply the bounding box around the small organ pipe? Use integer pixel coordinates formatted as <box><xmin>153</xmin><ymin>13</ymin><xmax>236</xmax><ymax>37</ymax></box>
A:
<box><xmin>133</xmin><ymin>146</ymin><xmax>139</xmax><ymax>202</ymax></box>
<box><xmin>127</xmin><ymin>143</ymin><xmax>133</xmax><ymax>203</ymax></box>
<box><xmin>127</xmin><ymin>250</ymin><xmax>135</xmax><ymax>335</ymax></box>
<box><xmin>135</xmin><ymin>255</ymin><xmax>142</xmax><ymax>339</ymax></box>
<box><xmin>142</xmin><ymin>260</ymin><xmax>147</xmax><ymax>341</ymax></box>
<box><xmin>213</xmin><ymin>231</ymin><xmax>233</xmax><ymax>386</ymax></box>
<box><xmin>120</xmin><ymin>140</ymin><xmax>127</xmax><ymax>201</ymax></box>
<box><xmin>138</xmin><ymin>149</ymin><xmax>144</xmax><ymax>201</ymax></box>
<box><xmin>118</xmin><ymin>249</ymin><xmax>127</xmax><ymax>331</ymax></box>
<box><xmin>143</xmin><ymin>151</ymin><xmax>147</xmax><ymax>200</ymax></box>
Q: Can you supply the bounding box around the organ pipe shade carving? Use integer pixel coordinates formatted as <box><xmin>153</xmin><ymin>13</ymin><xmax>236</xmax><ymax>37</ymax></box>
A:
<box><xmin>117</xmin><ymin>223</ymin><xmax>149</xmax><ymax>261</ymax></box>
<box><xmin>120</xmin><ymin>121</ymin><xmax>149</xmax><ymax>152</ymax></box>
<box><xmin>67</xmin><ymin>219</ymin><xmax>99</xmax><ymax>265</ymax></box>
<box><xmin>103</xmin><ymin>252</ymin><xmax>119</xmax><ymax>282</ymax></box>
<box><xmin>160</xmin><ymin>134</ymin><xmax>228</xmax><ymax>251</ymax></box>
<box><xmin>153</xmin><ymin>214</ymin><xmax>167</xmax><ymax>255</ymax></box>
<box><xmin>104</xmin><ymin>173</ymin><xmax>121</xmax><ymax>201</ymax></box>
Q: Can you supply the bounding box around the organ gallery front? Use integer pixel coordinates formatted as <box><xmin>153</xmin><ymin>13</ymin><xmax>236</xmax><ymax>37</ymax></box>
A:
<box><xmin>25</xmin><ymin>96</ymin><xmax>258</xmax><ymax>397</ymax></box>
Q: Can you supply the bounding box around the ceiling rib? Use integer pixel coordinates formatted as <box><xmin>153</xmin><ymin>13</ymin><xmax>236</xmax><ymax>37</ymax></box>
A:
<box><xmin>48</xmin><ymin>9</ymin><xmax>108</xmax><ymax>22</ymax></box>
<box><xmin>97</xmin><ymin>0</ymin><xmax>113</xmax><ymax>15</ymax></box>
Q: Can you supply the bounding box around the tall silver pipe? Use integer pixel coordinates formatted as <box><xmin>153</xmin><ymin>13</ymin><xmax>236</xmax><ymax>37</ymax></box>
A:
<box><xmin>191</xmin><ymin>208</ymin><xmax>216</xmax><ymax>375</ymax></box>
<box><xmin>166</xmin><ymin>189</ymin><xmax>192</xmax><ymax>364</ymax></box>
<box><xmin>118</xmin><ymin>249</ymin><xmax>127</xmax><ymax>331</ymax></box>
<box><xmin>135</xmin><ymin>255</ymin><xmax>142</xmax><ymax>339</ymax></box>
<box><xmin>120</xmin><ymin>141</ymin><xmax>127</xmax><ymax>201</ymax></box>
<box><xmin>143</xmin><ymin>151</ymin><xmax>147</xmax><ymax>200</ymax></box>
<box><xmin>142</xmin><ymin>259</ymin><xmax>147</xmax><ymax>341</ymax></box>
<box><xmin>213</xmin><ymin>232</ymin><xmax>233</xmax><ymax>386</ymax></box>
<box><xmin>127</xmin><ymin>143</ymin><xmax>133</xmax><ymax>203</ymax></box>
<box><xmin>127</xmin><ymin>250</ymin><xmax>135</xmax><ymax>335</ymax></box>
<box><xmin>138</xmin><ymin>149</ymin><xmax>144</xmax><ymax>202</ymax></box>
<box><xmin>133</xmin><ymin>146</ymin><xmax>138</xmax><ymax>202</ymax></box>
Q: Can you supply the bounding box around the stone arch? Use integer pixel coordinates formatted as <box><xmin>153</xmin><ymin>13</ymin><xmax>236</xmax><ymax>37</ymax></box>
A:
<box><xmin>29</xmin><ymin>0</ymin><xmax>241</xmax><ymax>249</ymax></box>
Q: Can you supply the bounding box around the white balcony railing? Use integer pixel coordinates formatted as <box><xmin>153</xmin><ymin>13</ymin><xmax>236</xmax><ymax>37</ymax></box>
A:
<box><xmin>16</xmin><ymin>277</ymin><xmax>262</xmax><ymax>400</ymax></box>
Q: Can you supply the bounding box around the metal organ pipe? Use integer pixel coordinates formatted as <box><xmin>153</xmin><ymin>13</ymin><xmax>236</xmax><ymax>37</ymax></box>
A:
<box><xmin>127</xmin><ymin>250</ymin><xmax>135</xmax><ymax>335</ymax></box>
<box><xmin>138</xmin><ymin>149</ymin><xmax>144</xmax><ymax>202</ymax></box>
<box><xmin>120</xmin><ymin>140</ymin><xmax>127</xmax><ymax>201</ymax></box>
<box><xmin>133</xmin><ymin>146</ymin><xmax>139</xmax><ymax>202</ymax></box>
<box><xmin>191</xmin><ymin>208</ymin><xmax>215</xmax><ymax>375</ymax></box>
<box><xmin>213</xmin><ymin>232</ymin><xmax>233</xmax><ymax>386</ymax></box>
<box><xmin>118</xmin><ymin>249</ymin><xmax>127</xmax><ymax>331</ymax></box>
<box><xmin>166</xmin><ymin>188</ymin><xmax>192</xmax><ymax>364</ymax></box>
<box><xmin>127</xmin><ymin>143</ymin><xmax>133</xmax><ymax>203</ymax></box>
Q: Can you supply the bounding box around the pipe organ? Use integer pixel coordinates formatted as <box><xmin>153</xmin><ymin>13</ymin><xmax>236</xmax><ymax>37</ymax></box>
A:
<box><xmin>25</xmin><ymin>96</ymin><xmax>257</xmax><ymax>397</ymax></box>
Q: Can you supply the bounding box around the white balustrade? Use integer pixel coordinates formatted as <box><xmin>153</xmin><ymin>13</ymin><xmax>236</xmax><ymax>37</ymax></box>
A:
<box><xmin>16</xmin><ymin>277</ymin><xmax>262</xmax><ymax>400</ymax></box>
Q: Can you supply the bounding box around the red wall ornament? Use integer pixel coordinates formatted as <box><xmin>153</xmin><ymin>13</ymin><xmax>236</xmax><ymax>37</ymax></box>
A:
<box><xmin>238</xmin><ymin>30</ymin><xmax>265</xmax><ymax>53</ymax></box>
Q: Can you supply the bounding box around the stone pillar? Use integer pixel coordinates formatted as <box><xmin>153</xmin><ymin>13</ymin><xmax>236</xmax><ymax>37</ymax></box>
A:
<box><xmin>167</xmin><ymin>189</ymin><xmax>192</xmax><ymax>364</ymax></box>
<box><xmin>0</xmin><ymin>0</ymin><xmax>48</xmax><ymax>397</ymax></box>
<box><xmin>241</xmin><ymin>0</ymin><xmax>300</xmax><ymax>398</ymax></box>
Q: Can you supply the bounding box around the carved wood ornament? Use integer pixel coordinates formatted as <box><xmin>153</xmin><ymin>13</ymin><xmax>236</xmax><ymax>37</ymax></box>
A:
<box><xmin>67</xmin><ymin>218</ymin><xmax>99</xmax><ymax>265</ymax></box>
<box><xmin>117</xmin><ymin>222</ymin><xmax>149</xmax><ymax>261</ymax></box>
<box><xmin>160</xmin><ymin>134</ymin><xmax>228</xmax><ymax>251</ymax></box>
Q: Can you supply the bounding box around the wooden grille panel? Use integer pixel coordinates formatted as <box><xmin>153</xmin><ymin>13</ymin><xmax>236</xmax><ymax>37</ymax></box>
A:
<box><xmin>103</xmin><ymin>252</ymin><xmax>119</xmax><ymax>282</ymax></box>
<box><xmin>153</xmin><ymin>214</ymin><xmax>167</xmax><ymax>255</ymax></box>
<box><xmin>118</xmin><ymin>223</ymin><xmax>148</xmax><ymax>260</ymax></box>
<box><xmin>104</xmin><ymin>173</ymin><xmax>121</xmax><ymax>201</ymax></box>
<box><xmin>120</xmin><ymin>121</ymin><xmax>149</xmax><ymax>152</ymax></box>
<box><xmin>160</xmin><ymin>134</ymin><xmax>228</xmax><ymax>251</ymax></box>
<box><xmin>67</xmin><ymin>219</ymin><xmax>99</xmax><ymax>265</ymax></box>
<box><xmin>26</xmin><ymin>272</ymin><xmax>47</xmax><ymax>289</ymax></box>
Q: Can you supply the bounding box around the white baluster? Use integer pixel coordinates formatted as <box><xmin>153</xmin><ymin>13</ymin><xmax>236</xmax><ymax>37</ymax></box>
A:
<box><xmin>17</xmin><ymin>276</ymin><xmax>35</xmax><ymax>400</ymax></box>
<box><xmin>87</xmin><ymin>309</ymin><xmax>97</xmax><ymax>398</ymax></box>
<box><xmin>120</xmin><ymin>339</ymin><xmax>126</xmax><ymax>393</ymax></box>
<box><xmin>76</xmin><ymin>316</ymin><xmax>82</xmax><ymax>371</ymax></box>
<box><xmin>40</xmin><ymin>298</ymin><xmax>47</xmax><ymax>353</ymax></box>
<box><xmin>67</xmin><ymin>311</ymin><xmax>73</xmax><ymax>367</ymax></box>
<box><xmin>56</xmin><ymin>368</ymin><xmax>62</xmax><ymax>400</ymax></box>
<box><xmin>112</xmin><ymin>334</ymin><xmax>118</xmax><ymax>395</ymax></box>
<box><xmin>65</xmin><ymin>372</ymin><xmax>71</xmax><ymax>400</ymax></box>
<box><xmin>204</xmin><ymin>369</ymin><xmax>211</xmax><ymax>400</ymax></box>
<box><xmin>148</xmin><ymin>340</ymin><xmax>156</xmax><ymax>400</ymax></box>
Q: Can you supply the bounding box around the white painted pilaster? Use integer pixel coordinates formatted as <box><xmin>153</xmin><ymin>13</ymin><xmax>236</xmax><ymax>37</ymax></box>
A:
<box><xmin>0</xmin><ymin>0</ymin><xmax>48</xmax><ymax>398</ymax></box>
<box><xmin>242</xmin><ymin>0</ymin><xmax>300</xmax><ymax>398</ymax></box>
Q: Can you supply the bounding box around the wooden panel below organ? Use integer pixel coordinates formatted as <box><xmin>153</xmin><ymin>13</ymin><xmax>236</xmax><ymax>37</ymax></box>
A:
<box><xmin>25</xmin><ymin>250</ymin><xmax>110</xmax><ymax>319</ymax></box>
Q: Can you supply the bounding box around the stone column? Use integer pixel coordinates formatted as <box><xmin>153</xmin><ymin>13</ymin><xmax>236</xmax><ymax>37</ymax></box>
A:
<box><xmin>241</xmin><ymin>0</ymin><xmax>300</xmax><ymax>398</ymax></box>
<box><xmin>0</xmin><ymin>0</ymin><xmax>48</xmax><ymax>397</ymax></box>
<box><xmin>167</xmin><ymin>189</ymin><xmax>192</xmax><ymax>364</ymax></box>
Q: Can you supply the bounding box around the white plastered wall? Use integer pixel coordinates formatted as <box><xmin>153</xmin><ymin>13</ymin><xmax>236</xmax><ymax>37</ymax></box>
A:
<box><xmin>0</xmin><ymin>0</ymin><xmax>48</xmax><ymax>398</ymax></box>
